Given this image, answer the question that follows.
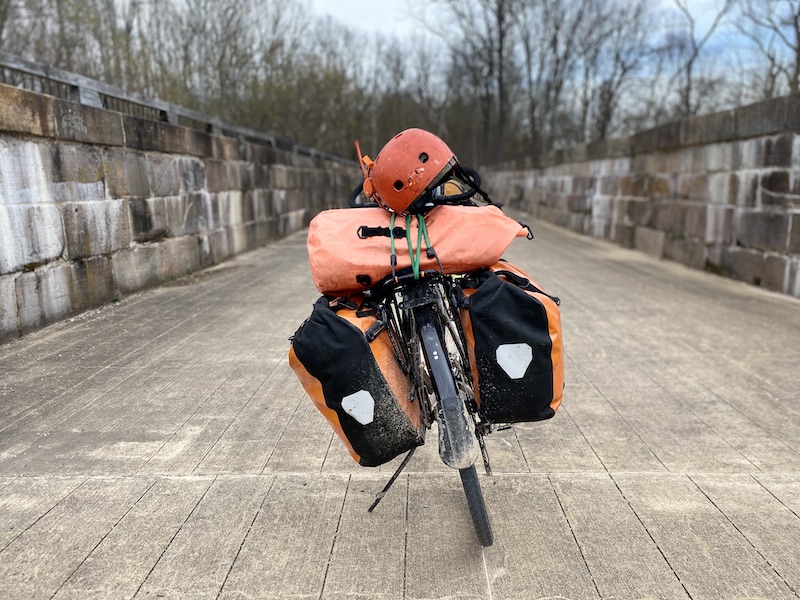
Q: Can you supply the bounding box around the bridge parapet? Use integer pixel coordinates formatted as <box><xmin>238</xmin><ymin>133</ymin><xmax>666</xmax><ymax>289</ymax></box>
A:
<box><xmin>0</xmin><ymin>69</ymin><xmax>357</xmax><ymax>343</ymax></box>
<box><xmin>485</xmin><ymin>97</ymin><xmax>800</xmax><ymax>299</ymax></box>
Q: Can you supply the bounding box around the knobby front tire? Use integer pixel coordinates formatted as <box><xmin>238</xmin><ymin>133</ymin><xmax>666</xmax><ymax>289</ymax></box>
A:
<box><xmin>459</xmin><ymin>464</ymin><xmax>493</xmax><ymax>546</ymax></box>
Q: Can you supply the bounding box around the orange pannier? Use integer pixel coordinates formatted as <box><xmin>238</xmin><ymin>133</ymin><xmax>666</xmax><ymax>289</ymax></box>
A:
<box><xmin>289</xmin><ymin>296</ymin><xmax>425</xmax><ymax>466</ymax></box>
<box><xmin>459</xmin><ymin>261</ymin><xmax>564</xmax><ymax>423</ymax></box>
<box><xmin>307</xmin><ymin>205</ymin><xmax>529</xmax><ymax>295</ymax></box>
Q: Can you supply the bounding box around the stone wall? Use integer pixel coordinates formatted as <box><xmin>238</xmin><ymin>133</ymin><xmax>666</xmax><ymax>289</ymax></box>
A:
<box><xmin>485</xmin><ymin>96</ymin><xmax>800</xmax><ymax>298</ymax></box>
<box><xmin>0</xmin><ymin>84</ymin><xmax>358</xmax><ymax>342</ymax></box>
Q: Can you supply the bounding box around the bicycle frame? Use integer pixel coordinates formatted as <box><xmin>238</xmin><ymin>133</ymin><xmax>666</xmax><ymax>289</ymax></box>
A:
<box><xmin>373</xmin><ymin>270</ymin><xmax>493</xmax><ymax>545</ymax></box>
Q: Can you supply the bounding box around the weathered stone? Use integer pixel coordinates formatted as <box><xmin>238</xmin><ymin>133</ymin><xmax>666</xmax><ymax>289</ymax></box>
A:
<box><xmin>648</xmin><ymin>176</ymin><xmax>673</xmax><ymax>200</ymax></box>
<box><xmin>0</xmin><ymin>139</ymin><xmax>55</xmax><ymax>204</ymax></box>
<box><xmin>761</xmin><ymin>254</ymin><xmax>790</xmax><ymax>293</ymax></box>
<box><xmin>790</xmin><ymin>212</ymin><xmax>800</xmax><ymax>254</ymax></box>
<box><xmin>181</xmin><ymin>192</ymin><xmax>210</xmax><ymax>235</ymax></box>
<box><xmin>70</xmin><ymin>256</ymin><xmax>113</xmax><ymax>311</ymax></box>
<box><xmin>736</xmin><ymin>97</ymin><xmax>787</xmax><ymax>138</ymax></box>
<box><xmin>15</xmin><ymin>271</ymin><xmax>42</xmax><ymax>333</ymax></box>
<box><xmin>685</xmin><ymin>204</ymin><xmax>707</xmax><ymax>239</ymax></box>
<box><xmin>159</xmin><ymin>236</ymin><xmax>202</xmax><ymax>280</ymax></box>
<box><xmin>185</xmin><ymin>130</ymin><xmax>214</xmax><ymax>158</ymax></box>
<box><xmin>706</xmin><ymin>206</ymin><xmax>735</xmax><ymax>245</ymax></box>
<box><xmin>0</xmin><ymin>204</ymin><xmax>65</xmax><ymax>274</ymax></box>
<box><xmin>788</xmin><ymin>257</ymin><xmax>800</xmax><ymax>297</ymax></box>
<box><xmin>0</xmin><ymin>273</ymin><xmax>18</xmax><ymax>342</ymax></box>
<box><xmin>708</xmin><ymin>172</ymin><xmax>733</xmax><ymax>205</ymax></box>
<box><xmin>733</xmin><ymin>171</ymin><xmax>759</xmax><ymax>207</ymax></box>
<box><xmin>664</xmin><ymin>236</ymin><xmax>708</xmax><ymax>270</ymax></box>
<box><xmin>735</xmin><ymin>210</ymin><xmax>790</xmax><ymax>252</ymax></box>
<box><xmin>179</xmin><ymin>158</ymin><xmax>205</xmax><ymax>193</ymax></box>
<box><xmin>680</xmin><ymin>110</ymin><xmax>736</xmax><ymax>146</ymax></box>
<box><xmin>123</xmin><ymin>115</ymin><xmax>187</xmax><ymax>154</ymax></box>
<box><xmin>42</xmin><ymin>144</ymin><xmax>106</xmax><ymax>203</ymax></box>
<box><xmin>103</xmin><ymin>148</ymin><xmax>150</xmax><ymax>198</ymax></box>
<box><xmin>130</xmin><ymin>197</ymin><xmax>169</xmax><ymax>243</ymax></box>
<box><xmin>0</xmin><ymin>84</ymin><xmax>56</xmax><ymax>138</ymax></box>
<box><xmin>62</xmin><ymin>200</ymin><xmax>132</xmax><ymax>259</ymax></box>
<box><xmin>111</xmin><ymin>246</ymin><xmax>160</xmax><ymax>294</ymax></box>
<box><xmin>763</xmin><ymin>135</ymin><xmax>793</xmax><ymax>167</ymax></box>
<box><xmin>53</xmin><ymin>98</ymin><xmax>124</xmax><ymax>146</ymax></box>
<box><xmin>205</xmin><ymin>159</ymin><xmax>227</xmax><ymax>192</ymax></box>
<box><xmin>761</xmin><ymin>171</ymin><xmax>791</xmax><ymax>208</ymax></box>
<box><xmin>634</xmin><ymin>226</ymin><xmax>666</xmax><ymax>258</ymax></box>
<box><xmin>677</xmin><ymin>174</ymin><xmax>709</xmax><ymax>201</ymax></box>
<box><xmin>147</xmin><ymin>153</ymin><xmax>182</xmax><ymax>197</ymax></box>
<box><xmin>721</xmin><ymin>247</ymin><xmax>765</xmax><ymax>286</ymax></box>
<box><xmin>653</xmin><ymin>202</ymin><xmax>687</xmax><ymax>234</ymax></box>
<box><xmin>36</xmin><ymin>263</ymin><xmax>74</xmax><ymax>325</ymax></box>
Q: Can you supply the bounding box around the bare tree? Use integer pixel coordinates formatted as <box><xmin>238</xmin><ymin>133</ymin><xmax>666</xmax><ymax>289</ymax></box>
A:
<box><xmin>736</xmin><ymin>0</ymin><xmax>800</xmax><ymax>96</ymax></box>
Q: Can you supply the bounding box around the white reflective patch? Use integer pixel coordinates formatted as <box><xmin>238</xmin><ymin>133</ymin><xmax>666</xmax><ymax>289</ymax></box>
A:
<box><xmin>341</xmin><ymin>390</ymin><xmax>375</xmax><ymax>425</ymax></box>
<box><xmin>496</xmin><ymin>343</ymin><xmax>533</xmax><ymax>379</ymax></box>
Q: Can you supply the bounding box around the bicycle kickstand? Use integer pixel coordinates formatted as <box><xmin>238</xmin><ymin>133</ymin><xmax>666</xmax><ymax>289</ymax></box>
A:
<box><xmin>367</xmin><ymin>447</ymin><xmax>417</xmax><ymax>512</ymax></box>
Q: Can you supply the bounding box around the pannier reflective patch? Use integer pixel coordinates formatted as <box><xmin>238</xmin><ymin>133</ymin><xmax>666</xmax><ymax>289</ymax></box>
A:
<box><xmin>496</xmin><ymin>343</ymin><xmax>533</xmax><ymax>379</ymax></box>
<box><xmin>341</xmin><ymin>390</ymin><xmax>376</xmax><ymax>425</ymax></box>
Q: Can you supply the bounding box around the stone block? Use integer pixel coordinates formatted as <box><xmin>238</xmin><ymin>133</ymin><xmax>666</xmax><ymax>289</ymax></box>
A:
<box><xmin>760</xmin><ymin>171</ymin><xmax>791</xmax><ymax>208</ymax></box>
<box><xmin>185</xmin><ymin>130</ymin><xmax>214</xmax><ymax>158</ymax></box>
<box><xmin>111</xmin><ymin>245</ymin><xmax>161</xmax><ymax>294</ymax></box>
<box><xmin>649</xmin><ymin>176</ymin><xmax>673</xmax><ymax>200</ymax></box>
<box><xmin>721</xmin><ymin>246</ymin><xmax>765</xmax><ymax>286</ymax></box>
<box><xmin>625</xmin><ymin>198</ymin><xmax>653</xmax><ymax>227</ymax></box>
<box><xmin>0</xmin><ymin>139</ymin><xmax>54</xmax><ymax>204</ymax></box>
<box><xmin>179</xmin><ymin>158</ymin><xmax>206</xmax><ymax>193</ymax></box>
<box><xmin>159</xmin><ymin>236</ymin><xmax>202</xmax><ymax>280</ymax></box>
<box><xmin>631</xmin><ymin>122</ymin><xmax>680</xmax><ymax>154</ymax></box>
<box><xmin>706</xmin><ymin>206</ymin><xmax>735</xmax><ymax>245</ymax></box>
<box><xmin>147</xmin><ymin>154</ymin><xmax>181</xmax><ymax>197</ymax></box>
<box><xmin>205</xmin><ymin>159</ymin><xmax>227</xmax><ymax>192</ymax></box>
<box><xmin>788</xmin><ymin>257</ymin><xmax>800</xmax><ymax>298</ymax></box>
<box><xmin>130</xmin><ymin>197</ymin><xmax>169</xmax><ymax>243</ymax></box>
<box><xmin>70</xmin><ymin>256</ymin><xmax>114</xmax><ymax>311</ymax></box>
<box><xmin>685</xmin><ymin>204</ymin><xmax>707</xmax><ymax>239</ymax></box>
<box><xmin>0</xmin><ymin>204</ymin><xmax>65</xmax><ymax>274</ymax></box>
<box><xmin>0</xmin><ymin>273</ymin><xmax>18</xmax><ymax>342</ymax></box>
<box><xmin>36</xmin><ymin>263</ymin><xmax>74</xmax><ymax>325</ymax></box>
<box><xmin>653</xmin><ymin>202</ymin><xmax>687</xmax><ymax>234</ymax></box>
<box><xmin>708</xmin><ymin>172</ymin><xmax>733</xmax><ymax>205</ymax></box>
<box><xmin>791</xmin><ymin>212</ymin><xmax>800</xmax><ymax>254</ymax></box>
<box><xmin>123</xmin><ymin>115</ymin><xmax>187</xmax><ymax>154</ymax></box>
<box><xmin>762</xmin><ymin>254</ymin><xmax>789</xmax><ymax>292</ymax></box>
<box><xmin>680</xmin><ymin>110</ymin><xmax>736</xmax><ymax>146</ymax></box>
<box><xmin>600</xmin><ymin>176</ymin><xmax>620</xmax><ymax>196</ymax></box>
<box><xmin>733</xmin><ymin>171</ymin><xmax>758</xmax><ymax>207</ymax></box>
<box><xmin>204</xmin><ymin>229</ymin><xmax>231</xmax><ymax>265</ymax></box>
<box><xmin>664</xmin><ymin>236</ymin><xmax>708</xmax><ymax>270</ymax></box>
<box><xmin>736</xmin><ymin>97</ymin><xmax>787</xmax><ymax>138</ymax></box>
<box><xmin>15</xmin><ymin>271</ymin><xmax>42</xmax><ymax>333</ymax></box>
<box><xmin>764</xmin><ymin>134</ymin><xmax>793</xmax><ymax>167</ymax></box>
<box><xmin>634</xmin><ymin>226</ymin><xmax>666</xmax><ymax>258</ymax></box>
<box><xmin>103</xmin><ymin>148</ymin><xmax>150</xmax><ymax>198</ymax></box>
<box><xmin>52</xmin><ymin>98</ymin><xmax>124</xmax><ymax>146</ymax></box>
<box><xmin>677</xmin><ymin>174</ymin><xmax>709</xmax><ymax>201</ymax></box>
<box><xmin>0</xmin><ymin>84</ymin><xmax>56</xmax><ymax>138</ymax></box>
<box><xmin>62</xmin><ymin>200</ymin><xmax>132</xmax><ymax>259</ymax></box>
<box><xmin>735</xmin><ymin>210</ymin><xmax>790</xmax><ymax>252</ymax></box>
<box><xmin>181</xmin><ymin>192</ymin><xmax>210</xmax><ymax>235</ymax></box>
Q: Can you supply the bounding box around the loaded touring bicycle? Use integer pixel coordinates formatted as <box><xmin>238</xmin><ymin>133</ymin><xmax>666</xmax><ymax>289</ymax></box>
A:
<box><xmin>290</xmin><ymin>129</ymin><xmax>564</xmax><ymax>546</ymax></box>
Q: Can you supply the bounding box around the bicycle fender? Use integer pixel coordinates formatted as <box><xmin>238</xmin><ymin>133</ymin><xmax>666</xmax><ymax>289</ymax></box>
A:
<box><xmin>437</xmin><ymin>393</ymin><xmax>479</xmax><ymax>469</ymax></box>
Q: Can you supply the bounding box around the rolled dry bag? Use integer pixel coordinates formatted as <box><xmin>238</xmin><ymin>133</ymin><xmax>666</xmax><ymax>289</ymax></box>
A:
<box><xmin>460</xmin><ymin>261</ymin><xmax>564</xmax><ymax>423</ymax></box>
<box><xmin>289</xmin><ymin>296</ymin><xmax>424</xmax><ymax>466</ymax></box>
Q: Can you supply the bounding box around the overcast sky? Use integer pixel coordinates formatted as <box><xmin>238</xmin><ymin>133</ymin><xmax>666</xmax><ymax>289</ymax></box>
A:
<box><xmin>309</xmin><ymin>0</ymin><xmax>734</xmax><ymax>40</ymax></box>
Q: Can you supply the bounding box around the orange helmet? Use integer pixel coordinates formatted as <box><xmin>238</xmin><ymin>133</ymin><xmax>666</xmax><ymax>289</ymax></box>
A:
<box><xmin>361</xmin><ymin>129</ymin><xmax>457</xmax><ymax>214</ymax></box>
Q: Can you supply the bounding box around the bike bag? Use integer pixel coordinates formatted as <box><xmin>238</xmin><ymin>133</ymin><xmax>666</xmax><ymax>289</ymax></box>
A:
<box><xmin>289</xmin><ymin>296</ymin><xmax>425</xmax><ymax>466</ymax></box>
<box><xmin>460</xmin><ymin>261</ymin><xmax>564</xmax><ymax>423</ymax></box>
<box><xmin>307</xmin><ymin>205</ymin><xmax>529</xmax><ymax>295</ymax></box>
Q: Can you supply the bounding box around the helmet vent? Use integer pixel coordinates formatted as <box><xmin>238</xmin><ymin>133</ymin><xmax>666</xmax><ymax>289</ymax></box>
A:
<box><xmin>393</xmin><ymin>180</ymin><xmax>404</xmax><ymax>191</ymax></box>
<box><xmin>419</xmin><ymin>152</ymin><xmax>429</xmax><ymax>163</ymax></box>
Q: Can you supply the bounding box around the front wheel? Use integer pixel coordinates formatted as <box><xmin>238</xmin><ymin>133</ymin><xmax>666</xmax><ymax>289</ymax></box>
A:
<box><xmin>459</xmin><ymin>465</ymin><xmax>493</xmax><ymax>546</ymax></box>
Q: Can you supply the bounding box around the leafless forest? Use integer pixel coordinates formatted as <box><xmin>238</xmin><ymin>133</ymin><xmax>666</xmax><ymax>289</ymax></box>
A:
<box><xmin>1</xmin><ymin>0</ymin><xmax>799</xmax><ymax>165</ymax></box>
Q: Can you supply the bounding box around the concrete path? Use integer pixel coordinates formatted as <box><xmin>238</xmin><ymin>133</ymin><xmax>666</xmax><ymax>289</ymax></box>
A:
<box><xmin>1</xmin><ymin>217</ymin><xmax>799</xmax><ymax>600</ymax></box>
